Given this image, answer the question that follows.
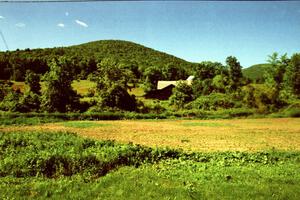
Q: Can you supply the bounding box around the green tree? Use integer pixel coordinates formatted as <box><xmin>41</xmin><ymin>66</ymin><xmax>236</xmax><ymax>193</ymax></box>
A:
<box><xmin>169</xmin><ymin>81</ymin><xmax>193</xmax><ymax>109</ymax></box>
<box><xmin>242</xmin><ymin>84</ymin><xmax>279</xmax><ymax>113</ymax></box>
<box><xmin>99</xmin><ymin>84</ymin><xmax>137</xmax><ymax>111</ymax></box>
<box><xmin>0</xmin><ymin>88</ymin><xmax>22</xmax><ymax>112</ymax></box>
<box><xmin>212</xmin><ymin>74</ymin><xmax>229</xmax><ymax>93</ymax></box>
<box><xmin>143</xmin><ymin>66</ymin><xmax>164</xmax><ymax>92</ymax></box>
<box><xmin>92</xmin><ymin>58</ymin><xmax>137</xmax><ymax>111</ymax></box>
<box><xmin>162</xmin><ymin>63</ymin><xmax>187</xmax><ymax>80</ymax></box>
<box><xmin>191</xmin><ymin>61</ymin><xmax>228</xmax><ymax>97</ymax></box>
<box><xmin>193</xmin><ymin>61</ymin><xmax>221</xmax><ymax>80</ymax></box>
<box><xmin>264</xmin><ymin>52</ymin><xmax>290</xmax><ymax>105</ymax></box>
<box><xmin>267</xmin><ymin>52</ymin><xmax>279</xmax><ymax>66</ymax></box>
<box><xmin>20</xmin><ymin>71</ymin><xmax>42</xmax><ymax>112</ymax></box>
<box><xmin>92</xmin><ymin>58</ymin><xmax>133</xmax><ymax>91</ymax></box>
<box><xmin>283</xmin><ymin>53</ymin><xmax>300</xmax><ymax>97</ymax></box>
<box><xmin>0</xmin><ymin>81</ymin><xmax>12</xmax><ymax>101</ymax></box>
<box><xmin>18</xmin><ymin>92</ymin><xmax>41</xmax><ymax>112</ymax></box>
<box><xmin>226</xmin><ymin>56</ymin><xmax>243</xmax><ymax>91</ymax></box>
<box><xmin>25</xmin><ymin>70</ymin><xmax>41</xmax><ymax>94</ymax></box>
<box><xmin>265</xmin><ymin>53</ymin><xmax>289</xmax><ymax>89</ymax></box>
<box><xmin>41</xmin><ymin>57</ymin><xmax>80</xmax><ymax>112</ymax></box>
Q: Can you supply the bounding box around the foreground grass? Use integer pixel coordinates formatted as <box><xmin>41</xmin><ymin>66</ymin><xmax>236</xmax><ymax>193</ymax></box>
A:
<box><xmin>0</xmin><ymin>131</ymin><xmax>300</xmax><ymax>199</ymax></box>
<box><xmin>2</xmin><ymin>163</ymin><xmax>299</xmax><ymax>200</ymax></box>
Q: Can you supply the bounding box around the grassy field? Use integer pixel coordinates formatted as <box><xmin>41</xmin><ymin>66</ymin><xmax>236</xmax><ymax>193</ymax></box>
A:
<box><xmin>1</xmin><ymin>118</ymin><xmax>300</xmax><ymax>199</ymax></box>
<box><xmin>2</xmin><ymin>118</ymin><xmax>299</xmax><ymax>152</ymax></box>
<box><xmin>71</xmin><ymin>80</ymin><xmax>97</xmax><ymax>96</ymax></box>
<box><xmin>0</xmin><ymin>130</ymin><xmax>300</xmax><ymax>199</ymax></box>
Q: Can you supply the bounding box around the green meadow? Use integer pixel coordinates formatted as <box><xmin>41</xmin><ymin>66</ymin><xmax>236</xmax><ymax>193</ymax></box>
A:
<box><xmin>0</xmin><ymin>131</ymin><xmax>299</xmax><ymax>199</ymax></box>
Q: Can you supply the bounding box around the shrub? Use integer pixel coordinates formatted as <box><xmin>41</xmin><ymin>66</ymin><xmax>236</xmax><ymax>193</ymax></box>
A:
<box><xmin>169</xmin><ymin>81</ymin><xmax>193</xmax><ymax>109</ymax></box>
<box><xmin>189</xmin><ymin>93</ymin><xmax>235</xmax><ymax>110</ymax></box>
<box><xmin>140</xmin><ymin>100</ymin><xmax>166</xmax><ymax>114</ymax></box>
<box><xmin>97</xmin><ymin>84</ymin><xmax>137</xmax><ymax>111</ymax></box>
<box><xmin>0</xmin><ymin>80</ymin><xmax>13</xmax><ymax>101</ymax></box>
<box><xmin>0</xmin><ymin>90</ymin><xmax>22</xmax><ymax>112</ymax></box>
<box><xmin>241</xmin><ymin>84</ymin><xmax>286</xmax><ymax>113</ymax></box>
<box><xmin>0</xmin><ymin>131</ymin><xmax>185</xmax><ymax>178</ymax></box>
<box><xmin>17</xmin><ymin>91</ymin><xmax>41</xmax><ymax>112</ymax></box>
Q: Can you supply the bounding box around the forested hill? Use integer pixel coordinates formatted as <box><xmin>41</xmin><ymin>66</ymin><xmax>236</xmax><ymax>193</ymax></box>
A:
<box><xmin>69</xmin><ymin>40</ymin><xmax>193</xmax><ymax>68</ymax></box>
<box><xmin>0</xmin><ymin>40</ymin><xmax>195</xmax><ymax>81</ymax></box>
<box><xmin>242</xmin><ymin>63</ymin><xmax>271</xmax><ymax>82</ymax></box>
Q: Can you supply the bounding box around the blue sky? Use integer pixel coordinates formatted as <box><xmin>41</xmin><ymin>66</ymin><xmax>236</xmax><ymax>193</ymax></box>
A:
<box><xmin>0</xmin><ymin>1</ymin><xmax>300</xmax><ymax>67</ymax></box>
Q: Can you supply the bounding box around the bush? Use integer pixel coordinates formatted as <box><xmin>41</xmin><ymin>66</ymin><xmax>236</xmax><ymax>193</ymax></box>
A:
<box><xmin>169</xmin><ymin>82</ymin><xmax>193</xmax><ymax>109</ymax></box>
<box><xmin>1</xmin><ymin>131</ymin><xmax>299</xmax><ymax>181</ymax></box>
<box><xmin>139</xmin><ymin>100</ymin><xmax>166</xmax><ymax>114</ymax></box>
<box><xmin>17</xmin><ymin>92</ymin><xmax>41</xmax><ymax>112</ymax></box>
<box><xmin>0</xmin><ymin>81</ymin><xmax>13</xmax><ymax>101</ymax></box>
<box><xmin>241</xmin><ymin>84</ymin><xmax>286</xmax><ymax>113</ymax></box>
<box><xmin>97</xmin><ymin>84</ymin><xmax>137</xmax><ymax>111</ymax></box>
<box><xmin>188</xmin><ymin>93</ymin><xmax>235</xmax><ymax>110</ymax></box>
<box><xmin>0</xmin><ymin>131</ymin><xmax>185</xmax><ymax>178</ymax></box>
<box><xmin>0</xmin><ymin>90</ymin><xmax>22</xmax><ymax>112</ymax></box>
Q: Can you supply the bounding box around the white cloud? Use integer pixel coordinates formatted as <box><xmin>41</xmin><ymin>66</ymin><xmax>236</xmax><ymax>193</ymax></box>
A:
<box><xmin>15</xmin><ymin>23</ymin><xmax>26</xmax><ymax>28</ymax></box>
<box><xmin>0</xmin><ymin>16</ymin><xmax>4</xmax><ymax>19</ymax></box>
<box><xmin>57</xmin><ymin>23</ymin><xmax>65</xmax><ymax>28</ymax></box>
<box><xmin>75</xmin><ymin>19</ymin><xmax>88</xmax><ymax>28</ymax></box>
<box><xmin>65</xmin><ymin>12</ymin><xmax>69</xmax><ymax>16</ymax></box>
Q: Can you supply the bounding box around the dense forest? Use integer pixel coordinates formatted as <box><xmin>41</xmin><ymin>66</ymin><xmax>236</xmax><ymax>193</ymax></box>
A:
<box><xmin>0</xmin><ymin>40</ymin><xmax>194</xmax><ymax>81</ymax></box>
<box><xmin>0</xmin><ymin>40</ymin><xmax>299</xmax><ymax>116</ymax></box>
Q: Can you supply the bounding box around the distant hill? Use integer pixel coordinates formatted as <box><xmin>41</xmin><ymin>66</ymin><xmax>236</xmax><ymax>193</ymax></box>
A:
<box><xmin>0</xmin><ymin>40</ymin><xmax>196</xmax><ymax>81</ymax></box>
<box><xmin>243</xmin><ymin>63</ymin><xmax>271</xmax><ymax>82</ymax></box>
<box><xmin>69</xmin><ymin>40</ymin><xmax>194</xmax><ymax>69</ymax></box>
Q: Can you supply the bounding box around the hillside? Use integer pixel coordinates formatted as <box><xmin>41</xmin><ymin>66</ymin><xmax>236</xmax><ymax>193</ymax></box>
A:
<box><xmin>0</xmin><ymin>40</ymin><xmax>195</xmax><ymax>81</ymax></box>
<box><xmin>243</xmin><ymin>63</ymin><xmax>271</xmax><ymax>82</ymax></box>
<box><xmin>243</xmin><ymin>63</ymin><xmax>271</xmax><ymax>81</ymax></box>
<box><xmin>70</xmin><ymin>40</ymin><xmax>193</xmax><ymax>68</ymax></box>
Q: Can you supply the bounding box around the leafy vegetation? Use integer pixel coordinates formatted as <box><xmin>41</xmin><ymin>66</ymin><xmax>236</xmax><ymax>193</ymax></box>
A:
<box><xmin>0</xmin><ymin>40</ymin><xmax>193</xmax><ymax>81</ymax></box>
<box><xmin>0</xmin><ymin>131</ymin><xmax>299</xmax><ymax>199</ymax></box>
<box><xmin>1</xmin><ymin>40</ymin><xmax>299</xmax><ymax>199</ymax></box>
<box><xmin>0</xmin><ymin>131</ymin><xmax>181</xmax><ymax>178</ymax></box>
<box><xmin>169</xmin><ymin>81</ymin><xmax>193</xmax><ymax>109</ymax></box>
<box><xmin>40</xmin><ymin>57</ymin><xmax>81</xmax><ymax>112</ymax></box>
<box><xmin>0</xmin><ymin>40</ymin><xmax>299</xmax><ymax>117</ymax></box>
<box><xmin>187</xmin><ymin>93</ymin><xmax>235</xmax><ymax>111</ymax></box>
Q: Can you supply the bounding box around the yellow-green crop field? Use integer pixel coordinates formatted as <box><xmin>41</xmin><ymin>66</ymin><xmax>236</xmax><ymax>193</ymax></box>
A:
<box><xmin>2</xmin><ymin>118</ymin><xmax>299</xmax><ymax>152</ymax></box>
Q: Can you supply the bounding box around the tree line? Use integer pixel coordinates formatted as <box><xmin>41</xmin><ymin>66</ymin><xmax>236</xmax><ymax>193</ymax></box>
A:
<box><xmin>0</xmin><ymin>40</ymin><xmax>192</xmax><ymax>82</ymax></box>
<box><xmin>0</xmin><ymin>40</ymin><xmax>299</xmax><ymax>114</ymax></box>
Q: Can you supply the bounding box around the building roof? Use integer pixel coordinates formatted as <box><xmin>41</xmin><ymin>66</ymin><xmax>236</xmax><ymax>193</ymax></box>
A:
<box><xmin>157</xmin><ymin>81</ymin><xmax>177</xmax><ymax>90</ymax></box>
<box><xmin>157</xmin><ymin>76</ymin><xmax>194</xmax><ymax>90</ymax></box>
<box><xmin>187</xmin><ymin>76</ymin><xmax>195</xmax><ymax>81</ymax></box>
